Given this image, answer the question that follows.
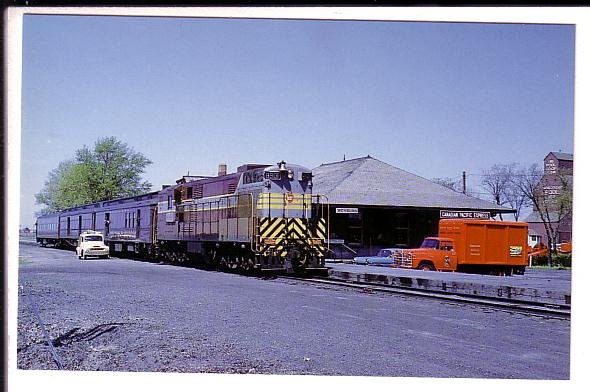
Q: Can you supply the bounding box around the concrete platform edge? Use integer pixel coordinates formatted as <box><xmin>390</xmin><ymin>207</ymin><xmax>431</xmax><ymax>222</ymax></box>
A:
<box><xmin>327</xmin><ymin>269</ymin><xmax>571</xmax><ymax>307</ymax></box>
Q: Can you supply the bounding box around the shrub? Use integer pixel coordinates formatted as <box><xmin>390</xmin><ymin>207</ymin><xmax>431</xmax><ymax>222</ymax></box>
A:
<box><xmin>531</xmin><ymin>254</ymin><xmax>549</xmax><ymax>266</ymax></box>
<box><xmin>530</xmin><ymin>253</ymin><xmax>571</xmax><ymax>268</ymax></box>
<box><xmin>553</xmin><ymin>254</ymin><xmax>572</xmax><ymax>268</ymax></box>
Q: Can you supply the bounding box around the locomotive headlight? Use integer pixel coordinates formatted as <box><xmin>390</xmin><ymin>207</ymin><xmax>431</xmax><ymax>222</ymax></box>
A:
<box><xmin>287</xmin><ymin>170</ymin><xmax>294</xmax><ymax>180</ymax></box>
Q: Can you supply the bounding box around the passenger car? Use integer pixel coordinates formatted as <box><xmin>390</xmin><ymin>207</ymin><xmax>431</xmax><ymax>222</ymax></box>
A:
<box><xmin>353</xmin><ymin>248</ymin><xmax>400</xmax><ymax>267</ymax></box>
<box><xmin>76</xmin><ymin>230</ymin><xmax>110</xmax><ymax>260</ymax></box>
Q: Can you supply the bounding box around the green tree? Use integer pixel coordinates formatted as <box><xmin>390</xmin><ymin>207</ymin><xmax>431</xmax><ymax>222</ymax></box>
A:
<box><xmin>35</xmin><ymin>160</ymin><xmax>76</xmax><ymax>214</ymax></box>
<box><xmin>35</xmin><ymin>137</ymin><xmax>152</xmax><ymax>213</ymax></box>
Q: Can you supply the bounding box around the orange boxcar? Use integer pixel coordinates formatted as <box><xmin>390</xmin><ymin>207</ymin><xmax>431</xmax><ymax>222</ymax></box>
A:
<box><xmin>393</xmin><ymin>219</ymin><xmax>529</xmax><ymax>275</ymax></box>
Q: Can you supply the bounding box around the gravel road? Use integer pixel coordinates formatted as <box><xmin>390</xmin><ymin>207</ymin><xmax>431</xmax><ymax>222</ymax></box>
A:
<box><xmin>16</xmin><ymin>243</ymin><xmax>570</xmax><ymax>379</ymax></box>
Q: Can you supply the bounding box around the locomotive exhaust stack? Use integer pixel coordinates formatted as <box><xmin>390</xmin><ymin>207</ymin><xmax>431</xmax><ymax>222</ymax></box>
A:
<box><xmin>218</xmin><ymin>164</ymin><xmax>227</xmax><ymax>176</ymax></box>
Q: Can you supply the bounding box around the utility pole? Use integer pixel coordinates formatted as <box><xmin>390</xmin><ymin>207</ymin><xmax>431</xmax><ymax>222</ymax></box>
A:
<box><xmin>462</xmin><ymin>171</ymin><xmax>467</xmax><ymax>195</ymax></box>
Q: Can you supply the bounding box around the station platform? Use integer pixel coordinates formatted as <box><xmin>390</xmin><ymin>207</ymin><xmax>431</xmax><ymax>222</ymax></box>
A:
<box><xmin>326</xmin><ymin>262</ymin><xmax>571</xmax><ymax>307</ymax></box>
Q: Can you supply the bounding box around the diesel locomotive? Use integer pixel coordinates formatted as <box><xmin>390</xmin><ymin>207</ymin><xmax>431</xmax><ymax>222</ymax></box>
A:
<box><xmin>35</xmin><ymin>161</ymin><xmax>329</xmax><ymax>274</ymax></box>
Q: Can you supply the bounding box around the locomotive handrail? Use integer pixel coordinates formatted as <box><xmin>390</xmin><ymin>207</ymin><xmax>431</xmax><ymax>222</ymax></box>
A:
<box><xmin>312</xmin><ymin>193</ymin><xmax>330</xmax><ymax>256</ymax></box>
<box><xmin>249</xmin><ymin>193</ymin><xmax>257</xmax><ymax>253</ymax></box>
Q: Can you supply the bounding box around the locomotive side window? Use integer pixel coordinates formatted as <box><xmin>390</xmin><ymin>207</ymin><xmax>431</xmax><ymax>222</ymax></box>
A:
<box><xmin>227</xmin><ymin>196</ymin><xmax>236</xmax><ymax>219</ymax></box>
<box><xmin>237</xmin><ymin>194</ymin><xmax>251</xmax><ymax>218</ymax></box>
<box><xmin>174</xmin><ymin>188</ymin><xmax>182</xmax><ymax>205</ymax></box>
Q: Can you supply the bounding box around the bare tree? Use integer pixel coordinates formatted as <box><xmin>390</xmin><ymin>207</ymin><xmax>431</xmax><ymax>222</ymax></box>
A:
<box><xmin>513</xmin><ymin>164</ymin><xmax>573</xmax><ymax>264</ymax></box>
<box><xmin>502</xmin><ymin>183</ymin><xmax>530</xmax><ymax>222</ymax></box>
<box><xmin>480</xmin><ymin>163</ymin><xmax>529</xmax><ymax>221</ymax></box>
<box><xmin>481</xmin><ymin>164</ymin><xmax>514</xmax><ymax>206</ymax></box>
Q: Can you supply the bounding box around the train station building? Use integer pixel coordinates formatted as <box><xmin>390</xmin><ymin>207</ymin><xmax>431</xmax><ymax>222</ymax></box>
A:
<box><xmin>312</xmin><ymin>156</ymin><xmax>513</xmax><ymax>258</ymax></box>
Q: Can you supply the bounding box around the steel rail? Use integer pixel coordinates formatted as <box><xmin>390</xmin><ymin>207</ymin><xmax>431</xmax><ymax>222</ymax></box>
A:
<box><xmin>282</xmin><ymin>276</ymin><xmax>571</xmax><ymax>319</ymax></box>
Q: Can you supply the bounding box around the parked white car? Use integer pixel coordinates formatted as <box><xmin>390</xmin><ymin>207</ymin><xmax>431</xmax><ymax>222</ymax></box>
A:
<box><xmin>76</xmin><ymin>230</ymin><xmax>110</xmax><ymax>260</ymax></box>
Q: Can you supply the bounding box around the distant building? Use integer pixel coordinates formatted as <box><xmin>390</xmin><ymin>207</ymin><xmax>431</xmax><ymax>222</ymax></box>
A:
<box><xmin>524</xmin><ymin>152</ymin><xmax>573</xmax><ymax>247</ymax></box>
<box><xmin>312</xmin><ymin>156</ymin><xmax>513</xmax><ymax>257</ymax></box>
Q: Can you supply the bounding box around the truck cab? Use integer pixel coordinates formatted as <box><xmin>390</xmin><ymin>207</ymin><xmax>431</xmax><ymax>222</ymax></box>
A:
<box><xmin>394</xmin><ymin>237</ymin><xmax>458</xmax><ymax>271</ymax></box>
<box><xmin>76</xmin><ymin>230</ymin><xmax>110</xmax><ymax>260</ymax></box>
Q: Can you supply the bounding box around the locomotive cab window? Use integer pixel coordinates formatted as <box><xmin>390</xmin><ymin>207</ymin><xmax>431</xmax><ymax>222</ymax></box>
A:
<box><xmin>299</xmin><ymin>172</ymin><xmax>312</xmax><ymax>182</ymax></box>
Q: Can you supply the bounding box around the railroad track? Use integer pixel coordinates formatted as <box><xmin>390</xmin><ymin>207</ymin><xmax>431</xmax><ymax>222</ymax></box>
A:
<box><xmin>282</xmin><ymin>276</ymin><xmax>571</xmax><ymax>319</ymax></box>
<box><xmin>21</xmin><ymin>243</ymin><xmax>571</xmax><ymax>319</ymax></box>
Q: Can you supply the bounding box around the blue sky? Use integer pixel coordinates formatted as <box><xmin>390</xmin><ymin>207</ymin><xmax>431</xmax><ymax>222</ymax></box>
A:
<box><xmin>20</xmin><ymin>15</ymin><xmax>575</xmax><ymax>228</ymax></box>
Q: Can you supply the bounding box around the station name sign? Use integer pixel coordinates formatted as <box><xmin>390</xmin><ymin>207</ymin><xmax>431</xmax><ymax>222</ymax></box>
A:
<box><xmin>336</xmin><ymin>207</ymin><xmax>359</xmax><ymax>214</ymax></box>
<box><xmin>440</xmin><ymin>210</ymin><xmax>490</xmax><ymax>219</ymax></box>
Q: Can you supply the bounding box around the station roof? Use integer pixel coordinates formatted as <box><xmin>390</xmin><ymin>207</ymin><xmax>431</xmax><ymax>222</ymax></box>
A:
<box><xmin>523</xmin><ymin>210</ymin><xmax>566</xmax><ymax>224</ymax></box>
<box><xmin>312</xmin><ymin>156</ymin><xmax>514</xmax><ymax>213</ymax></box>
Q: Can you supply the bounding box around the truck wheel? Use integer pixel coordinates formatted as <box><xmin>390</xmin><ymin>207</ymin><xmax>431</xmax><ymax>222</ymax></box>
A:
<box><xmin>514</xmin><ymin>267</ymin><xmax>525</xmax><ymax>275</ymax></box>
<box><xmin>418</xmin><ymin>261</ymin><xmax>435</xmax><ymax>271</ymax></box>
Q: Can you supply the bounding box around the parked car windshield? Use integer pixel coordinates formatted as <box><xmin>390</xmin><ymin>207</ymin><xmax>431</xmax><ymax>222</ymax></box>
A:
<box><xmin>377</xmin><ymin>249</ymin><xmax>392</xmax><ymax>257</ymax></box>
<box><xmin>420</xmin><ymin>239</ymin><xmax>439</xmax><ymax>249</ymax></box>
<box><xmin>84</xmin><ymin>235</ymin><xmax>103</xmax><ymax>242</ymax></box>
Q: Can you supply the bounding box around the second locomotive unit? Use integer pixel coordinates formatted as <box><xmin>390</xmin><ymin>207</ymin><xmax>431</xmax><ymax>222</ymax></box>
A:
<box><xmin>36</xmin><ymin>160</ymin><xmax>329</xmax><ymax>274</ymax></box>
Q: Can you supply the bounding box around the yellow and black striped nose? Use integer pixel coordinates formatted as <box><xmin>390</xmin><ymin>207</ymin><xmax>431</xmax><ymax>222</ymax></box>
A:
<box><xmin>257</xmin><ymin>217</ymin><xmax>326</xmax><ymax>257</ymax></box>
